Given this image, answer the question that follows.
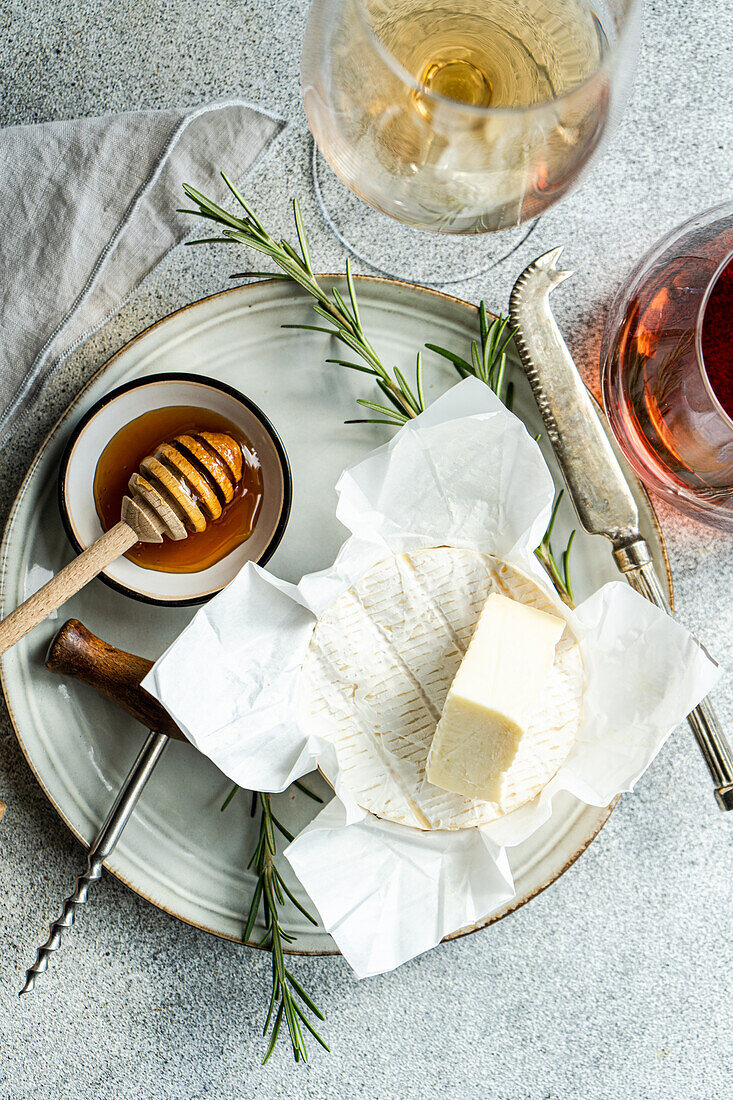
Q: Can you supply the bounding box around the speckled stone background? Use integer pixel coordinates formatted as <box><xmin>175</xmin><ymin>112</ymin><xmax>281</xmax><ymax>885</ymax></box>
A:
<box><xmin>1</xmin><ymin>2</ymin><xmax>732</xmax><ymax>1097</ymax></box>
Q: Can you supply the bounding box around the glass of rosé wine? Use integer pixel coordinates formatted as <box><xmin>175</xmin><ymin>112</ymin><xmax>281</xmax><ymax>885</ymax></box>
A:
<box><xmin>602</xmin><ymin>202</ymin><xmax>733</xmax><ymax>531</ymax></box>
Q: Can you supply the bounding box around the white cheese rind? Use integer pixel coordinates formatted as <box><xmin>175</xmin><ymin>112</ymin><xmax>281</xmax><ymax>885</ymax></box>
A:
<box><xmin>298</xmin><ymin>548</ymin><xmax>584</xmax><ymax>830</ymax></box>
<box><xmin>426</xmin><ymin>593</ymin><xmax>565</xmax><ymax>802</ymax></box>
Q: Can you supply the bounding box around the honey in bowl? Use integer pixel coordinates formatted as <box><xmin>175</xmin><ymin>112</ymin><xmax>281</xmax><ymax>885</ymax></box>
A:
<box><xmin>94</xmin><ymin>406</ymin><xmax>263</xmax><ymax>573</ymax></box>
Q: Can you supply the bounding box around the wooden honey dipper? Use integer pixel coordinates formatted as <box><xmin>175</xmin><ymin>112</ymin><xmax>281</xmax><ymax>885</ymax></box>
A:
<box><xmin>0</xmin><ymin>431</ymin><xmax>244</xmax><ymax>656</ymax></box>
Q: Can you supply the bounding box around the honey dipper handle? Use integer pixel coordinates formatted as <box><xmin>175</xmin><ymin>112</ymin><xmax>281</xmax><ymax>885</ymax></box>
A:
<box><xmin>0</xmin><ymin>521</ymin><xmax>138</xmax><ymax>657</ymax></box>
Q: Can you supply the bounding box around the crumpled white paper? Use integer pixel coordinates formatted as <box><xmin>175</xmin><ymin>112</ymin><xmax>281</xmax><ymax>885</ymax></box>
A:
<box><xmin>146</xmin><ymin>378</ymin><xmax>719</xmax><ymax>978</ymax></box>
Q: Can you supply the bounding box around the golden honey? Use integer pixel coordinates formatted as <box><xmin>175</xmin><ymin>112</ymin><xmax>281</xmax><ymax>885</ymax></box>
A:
<box><xmin>93</xmin><ymin>406</ymin><xmax>263</xmax><ymax>573</ymax></box>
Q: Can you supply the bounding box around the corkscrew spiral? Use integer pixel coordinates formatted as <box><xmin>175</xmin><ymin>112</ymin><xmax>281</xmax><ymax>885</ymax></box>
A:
<box><xmin>19</xmin><ymin>853</ymin><xmax>106</xmax><ymax>994</ymax></box>
<box><xmin>19</xmin><ymin>729</ymin><xmax>169</xmax><ymax>995</ymax></box>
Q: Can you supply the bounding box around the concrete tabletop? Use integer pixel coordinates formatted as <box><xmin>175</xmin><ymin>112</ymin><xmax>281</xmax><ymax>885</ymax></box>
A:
<box><xmin>1</xmin><ymin>2</ymin><xmax>731</xmax><ymax>1097</ymax></box>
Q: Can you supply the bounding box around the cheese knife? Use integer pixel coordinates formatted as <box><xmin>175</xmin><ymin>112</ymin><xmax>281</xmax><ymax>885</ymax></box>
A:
<box><xmin>509</xmin><ymin>247</ymin><xmax>733</xmax><ymax>811</ymax></box>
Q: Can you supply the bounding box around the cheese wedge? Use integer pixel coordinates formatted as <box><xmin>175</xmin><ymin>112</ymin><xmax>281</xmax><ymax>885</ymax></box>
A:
<box><xmin>426</xmin><ymin>593</ymin><xmax>565</xmax><ymax>803</ymax></box>
<box><xmin>298</xmin><ymin>547</ymin><xmax>584</xmax><ymax>830</ymax></box>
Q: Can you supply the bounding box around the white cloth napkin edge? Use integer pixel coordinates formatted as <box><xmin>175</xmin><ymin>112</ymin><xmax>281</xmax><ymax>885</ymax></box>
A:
<box><xmin>0</xmin><ymin>97</ymin><xmax>288</xmax><ymax>444</ymax></box>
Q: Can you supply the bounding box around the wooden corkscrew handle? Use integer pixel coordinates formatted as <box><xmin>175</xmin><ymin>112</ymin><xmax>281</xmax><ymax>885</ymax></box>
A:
<box><xmin>0</xmin><ymin>522</ymin><xmax>139</xmax><ymax>657</ymax></box>
<box><xmin>45</xmin><ymin>619</ymin><xmax>186</xmax><ymax>741</ymax></box>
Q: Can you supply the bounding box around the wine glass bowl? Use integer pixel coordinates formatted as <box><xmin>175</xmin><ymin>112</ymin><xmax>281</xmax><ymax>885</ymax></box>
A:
<box><xmin>601</xmin><ymin>202</ymin><xmax>733</xmax><ymax>530</ymax></box>
<box><xmin>302</xmin><ymin>0</ymin><xmax>640</xmax><ymax>236</ymax></box>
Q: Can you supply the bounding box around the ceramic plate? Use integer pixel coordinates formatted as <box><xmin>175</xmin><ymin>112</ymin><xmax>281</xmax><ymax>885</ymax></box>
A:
<box><xmin>0</xmin><ymin>277</ymin><xmax>672</xmax><ymax>952</ymax></box>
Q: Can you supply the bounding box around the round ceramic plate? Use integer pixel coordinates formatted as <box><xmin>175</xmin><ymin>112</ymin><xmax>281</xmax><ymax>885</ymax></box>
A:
<box><xmin>0</xmin><ymin>277</ymin><xmax>672</xmax><ymax>953</ymax></box>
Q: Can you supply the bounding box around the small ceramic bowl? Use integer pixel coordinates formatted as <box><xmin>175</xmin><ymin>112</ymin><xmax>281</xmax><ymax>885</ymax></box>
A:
<box><xmin>59</xmin><ymin>374</ymin><xmax>292</xmax><ymax>606</ymax></box>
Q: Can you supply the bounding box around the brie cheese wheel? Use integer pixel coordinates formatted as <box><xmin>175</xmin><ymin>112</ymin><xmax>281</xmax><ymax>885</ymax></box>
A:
<box><xmin>426</xmin><ymin>593</ymin><xmax>565</xmax><ymax>803</ymax></box>
<box><xmin>299</xmin><ymin>547</ymin><xmax>584</xmax><ymax>830</ymax></box>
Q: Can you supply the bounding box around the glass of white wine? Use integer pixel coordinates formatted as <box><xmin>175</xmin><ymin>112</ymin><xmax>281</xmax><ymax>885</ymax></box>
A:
<box><xmin>302</xmin><ymin>0</ymin><xmax>641</xmax><ymax>280</ymax></box>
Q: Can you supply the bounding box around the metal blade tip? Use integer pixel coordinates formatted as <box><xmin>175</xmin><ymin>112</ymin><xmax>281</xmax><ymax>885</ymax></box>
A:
<box><xmin>532</xmin><ymin>247</ymin><xmax>573</xmax><ymax>284</ymax></box>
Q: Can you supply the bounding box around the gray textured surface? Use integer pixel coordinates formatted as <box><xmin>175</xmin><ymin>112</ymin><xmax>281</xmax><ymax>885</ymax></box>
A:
<box><xmin>1</xmin><ymin>1</ymin><xmax>732</xmax><ymax>1097</ymax></box>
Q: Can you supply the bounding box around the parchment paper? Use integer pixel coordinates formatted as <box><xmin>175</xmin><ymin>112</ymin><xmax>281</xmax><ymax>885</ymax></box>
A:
<box><xmin>146</xmin><ymin>378</ymin><xmax>719</xmax><ymax>977</ymax></box>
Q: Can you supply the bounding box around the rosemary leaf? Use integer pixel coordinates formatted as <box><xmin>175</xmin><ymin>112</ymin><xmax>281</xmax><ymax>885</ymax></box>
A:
<box><xmin>270</xmin><ymin>813</ymin><xmax>295</xmax><ymax>842</ymax></box>
<box><xmin>281</xmin><ymin>323</ymin><xmax>337</xmax><ymax>334</ymax></box>
<box><xmin>471</xmin><ymin>340</ymin><xmax>483</xmax><ymax>381</ymax></box>
<box><xmin>285</xmin><ymin>968</ymin><xmax>327</xmax><ymax>1020</ymax></box>
<box><xmin>494</xmin><ymin>326</ymin><xmax>516</xmax><ymax>366</ymax></box>
<box><xmin>392</xmin><ymin>365</ymin><xmax>421</xmax><ymax>414</ymax></box>
<box><xmin>415</xmin><ymin>351</ymin><xmax>425</xmax><ymax>411</ymax></box>
<box><xmin>220</xmin><ymin>784</ymin><xmax>238</xmax><ymax>812</ymax></box>
<box><xmin>262</xmin><ymin>1003</ymin><xmax>284</xmax><ymax>1064</ymax></box>
<box><xmin>562</xmin><ymin>530</ymin><xmax>576</xmax><ymax>603</ymax></box>
<box><xmin>293</xmin><ymin>198</ymin><xmax>315</xmax><ymax>277</ymax></box>
<box><xmin>281</xmin><ymin>239</ymin><xmax>307</xmax><ymax>268</ymax></box>
<box><xmin>332</xmin><ymin>286</ymin><xmax>356</xmax><ymax>327</ymax></box>
<box><xmin>345</xmin><ymin>258</ymin><xmax>362</xmax><ymax>330</ymax></box>
<box><xmin>292</xmin><ymin>1003</ymin><xmax>331</xmax><ymax>1051</ymax></box>
<box><xmin>185</xmin><ymin>235</ymin><xmax>238</xmax><ymax>246</ymax></box>
<box><xmin>229</xmin><ymin>271</ymin><xmax>290</xmax><ymax>280</ymax></box>
<box><xmin>544</xmin><ymin>490</ymin><xmax>564</xmax><ymax>544</ymax></box>
<box><xmin>425</xmin><ymin>343</ymin><xmax>473</xmax><ymax>378</ymax></box>
<box><xmin>357</xmin><ymin>398</ymin><xmax>409</xmax><ymax>422</ymax></box>
<box><xmin>493</xmin><ymin>352</ymin><xmax>507</xmax><ymax>401</ymax></box>
<box><xmin>244</xmin><ymin>878</ymin><xmax>264</xmax><ymax>942</ymax></box>
<box><xmin>345</xmin><ymin>417</ymin><xmax>412</xmax><ymax>427</ymax></box>
<box><xmin>273</xmin><ymin>871</ymin><xmax>320</xmax><ymax>925</ymax></box>
<box><xmin>220</xmin><ymin>172</ymin><xmax>267</xmax><ymax>233</ymax></box>
<box><xmin>324</xmin><ymin>358</ymin><xmax>379</xmax><ymax>375</ymax></box>
<box><xmin>293</xmin><ymin>779</ymin><xmax>323</xmax><ymax>803</ymax></box>
<box><xmin>479</xmin><ymin>299</ymin><xmax>490</xmax><ymax>345</ymax></box>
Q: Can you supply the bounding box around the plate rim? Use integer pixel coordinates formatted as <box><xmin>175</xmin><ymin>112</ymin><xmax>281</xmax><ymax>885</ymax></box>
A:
<box><xmin>0</xmin><ymin>274</ymin><xmax>673</xmax><ymax>956</ymax></box>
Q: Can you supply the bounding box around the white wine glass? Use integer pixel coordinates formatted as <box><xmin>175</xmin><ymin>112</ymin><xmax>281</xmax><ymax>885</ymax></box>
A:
<box><xmin>302</xmin><ymin>0</ymin><xmax>641</xmax><ymax>282</ymax></box>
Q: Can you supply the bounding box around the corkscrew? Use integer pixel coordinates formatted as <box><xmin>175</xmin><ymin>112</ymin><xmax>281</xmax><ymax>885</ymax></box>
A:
<box><xmin>19</xmin><ymin>620</ymin><xmax>185</xmax><ymax>995</ymax></box>
<box><xmin>19</xmin><ymin>730</ymin><xmax>168</xmax><ymax>994</ymax></box>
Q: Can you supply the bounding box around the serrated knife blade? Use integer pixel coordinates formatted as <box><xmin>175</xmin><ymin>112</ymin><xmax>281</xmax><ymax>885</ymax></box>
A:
<box><xmin>509</xmin><ymin>248</ymin><xmax>642</xmax><ymax>547</ymax></box>
<box><xmin>509</xmin><ymin>247</ymin><xmax>733</xmax><ymax>812</ymax></box>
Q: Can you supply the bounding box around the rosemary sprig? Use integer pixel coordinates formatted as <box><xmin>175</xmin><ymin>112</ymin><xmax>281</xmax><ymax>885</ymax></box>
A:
<box><xmin>183</xmin><ymin>176</ymin><xmax>575</xmax><ymax>602</ymax></box>
<box><xmin>188</xmin><ymin>181</ymin><xmax>579</xmax><ymax>1058</ymax></box>
<box><xmin>222</xmin><ymin>785</ymin><xmax>327</xmax><ymax>1063</ymax></box>
<box><xmin>181</xmin><ymin>178</ymin><xmax>416</xmax><ymax>423</ymax></box>
<box><xmin>249</xmin><ymin>793</ymin><xmax>329</xmax><ymax>1063</ymax></box>
<box><xmin>425</xmin><ymin>302</ymin><xmax>515</xmax><ymax>410</ymax></box>
<box><xmin>535</xmin><ymin>491</ymin><xmax>575</xmax><ymax>604</ymax></box>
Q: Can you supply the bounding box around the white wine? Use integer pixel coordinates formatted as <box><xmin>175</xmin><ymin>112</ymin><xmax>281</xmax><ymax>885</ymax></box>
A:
<box><xmin>303</xmin><ymin>0</ymin><xmax>631</xmax><ymax>235</ymax></box>
<box><xmin>366</xmin><ymin>0</ymin><xmax>606</xmax><ymax>110</ymax></box>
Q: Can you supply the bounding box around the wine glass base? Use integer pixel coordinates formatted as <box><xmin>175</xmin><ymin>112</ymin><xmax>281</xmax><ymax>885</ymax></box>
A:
<box><xmin>312</xmin><ymin>145</ymin><xmax>540</xmax><ymax>286</ymax></box>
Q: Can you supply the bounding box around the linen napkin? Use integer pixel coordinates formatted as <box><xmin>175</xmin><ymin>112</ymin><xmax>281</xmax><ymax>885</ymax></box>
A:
<box><xmin>0</xmin><ymin>100</ymin><xmax>284</xmax><ymax>443</ymax></box>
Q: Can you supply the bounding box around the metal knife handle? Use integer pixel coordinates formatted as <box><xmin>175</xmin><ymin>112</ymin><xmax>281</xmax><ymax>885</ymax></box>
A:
<box><xmin>613</xmin><ymin>541</ymin><xmax>671</xmax><ymax>609</ymax></box>
<box><xmin>19</xmin><ymin>729</ymin><xmax>169</xmax><ymax>994</ymax></box>
<box><xmin>615</xmin><ymin>542</ymin><xmax>733</xmax><ymax>811</ymax></box>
